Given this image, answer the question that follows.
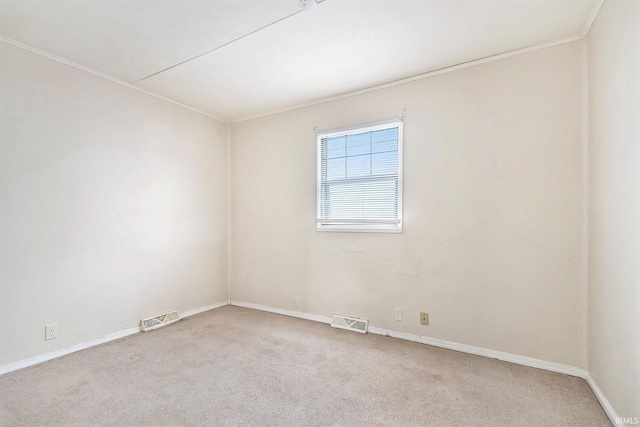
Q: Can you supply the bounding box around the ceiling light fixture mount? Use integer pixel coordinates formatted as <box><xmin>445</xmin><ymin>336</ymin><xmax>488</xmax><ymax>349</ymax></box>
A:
<box><xmin>300</xmin><ymin>0</ymin><xmax>318</xmax><ymax>11</ymax></box>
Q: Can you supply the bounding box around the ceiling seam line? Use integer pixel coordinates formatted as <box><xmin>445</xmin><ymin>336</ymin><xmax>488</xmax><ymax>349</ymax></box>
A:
<box><xmin>581</xmin><ymin>0</ymin><xmax>606</xmax><ymax>36</ymax></box>
<box><xmin>0</xmin><ymin>36</ymin><xmax>229</xmax><ymax>123</ymax></box>
<box><xmin>133</xmin><ymin>9</ymin><xmax>304</xmax><ymax>84</ymax></box>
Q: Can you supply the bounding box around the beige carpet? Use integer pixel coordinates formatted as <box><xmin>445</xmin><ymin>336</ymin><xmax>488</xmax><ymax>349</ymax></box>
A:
<box><xmin>0</xmin><ymin>306</ymin><xmax>610</xmax><ymax>426</ymax></box>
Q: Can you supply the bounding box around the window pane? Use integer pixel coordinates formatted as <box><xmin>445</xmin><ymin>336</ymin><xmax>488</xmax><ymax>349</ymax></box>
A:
<box><xmin>346</xmin><ymin>154</ymin><xmax>370</xmax><ymax>178</ymax></box>
<box><xmin>372</xmin><ymin>128</ymin><xmax>398</xmax><ymax>153</ymax></box>
<box><xmin>326</xmin><ymin>157</ymin><xmax>345</xmax><ymax>180</ymax></box>
<box><xmin>372</xmin><ymin>151</ymin><xmax>397</xmax><ymax>175</ymax></box>
<box><xmin>326</xmin><ymin>136</ymin><xmax>345</xmax><ymax>159</ymax></box>
<box><xmin>346</xmin><ymin>132</ymin><xmax>370</xmax><ymax>156</ymax></box>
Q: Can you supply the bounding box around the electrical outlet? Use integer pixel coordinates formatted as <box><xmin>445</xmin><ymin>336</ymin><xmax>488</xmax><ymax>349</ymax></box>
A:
<box><xmin>420</xmin><ymin>312</ymin><xmax>429</xmax><ymax>326</ymax></box>
<box><xmin>45</xmin><ymin>323</ymin><xmax>58</xmax><ymax>340</ymax></box>
<box><xmin>394</xmin><ymin>307</ymin><xmax>402</xmax><ymax>321</ymax></box>
<box><xmin>293</xmin><ymin>296</ymin><xmax>300</xmax><ymax>308</ymax></box>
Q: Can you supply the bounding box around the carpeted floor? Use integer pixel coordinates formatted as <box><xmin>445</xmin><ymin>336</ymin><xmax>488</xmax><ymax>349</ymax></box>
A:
<box><xmin>0</xmin><ymin>306</ymin><xmax>610</xmax><ymax>426</ymax></box>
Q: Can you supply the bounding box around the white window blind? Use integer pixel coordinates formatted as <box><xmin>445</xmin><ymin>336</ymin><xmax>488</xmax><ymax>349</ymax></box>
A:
<box><xmin>317</xmin><ymin>120</ymin><xmax>403</xmax><ymax>232</ymax></box>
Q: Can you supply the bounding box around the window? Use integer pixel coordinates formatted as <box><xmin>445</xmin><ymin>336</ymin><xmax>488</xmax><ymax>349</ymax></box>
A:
<box><xmin>317</xmin><ymin>119</ymin><xmax>403</xmax><ymax>232</ymax></box>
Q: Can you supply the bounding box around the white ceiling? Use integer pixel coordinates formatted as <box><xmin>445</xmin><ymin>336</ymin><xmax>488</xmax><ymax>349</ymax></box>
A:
<box><xmin>0</xmin><ymin>0</ymin><xmax>599</xmax><ymax>122</ymax></box>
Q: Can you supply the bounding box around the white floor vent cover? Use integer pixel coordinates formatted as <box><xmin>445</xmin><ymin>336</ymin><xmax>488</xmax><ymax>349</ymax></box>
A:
<box><xmin>331</xmin><ymin>314</ymin><xmax>368</xmax><ymax>334</ymax></box>
<box><xmin>140</xmin><ymin>310</ymin><xmax>181</xmax><ymax>332</ymax></box>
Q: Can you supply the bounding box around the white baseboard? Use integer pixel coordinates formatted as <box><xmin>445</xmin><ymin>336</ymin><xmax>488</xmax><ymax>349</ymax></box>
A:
<box><xmin>229</xmin><ymin>300</ymin><xmax>622</xmax><ymax>425</ymax></box>
<box><xmin>584</xmin><ymin>373</ymin><xmax>623</xmax><ymax>426</ymax></box>
<box><xmin>181</xmin><ymin>301</ymin><xmax>229</xmax><ymax>318</ymax></box>
<box><xmin>230</xmin><ymin>300</ymin><xmax>332</xmax><ymax>324</ymax></box>
<box><xmin>367</xmin><ymin>326</ymin><xmax>585</xmax><ymax>378</ymax></box>
<box><xmin>229</xmin><ymin>301</ymin><xmax>582</xmax><ymax>377</ymax></box>
<box><xmin>0</xmin><ymin>327</ymin><xmax>139</xmax><ymax>376</ymax></box>
<box><xmin>0</xmin><ymin>301</ymin><xmax>229</xmax><ymax>376</ymax></box>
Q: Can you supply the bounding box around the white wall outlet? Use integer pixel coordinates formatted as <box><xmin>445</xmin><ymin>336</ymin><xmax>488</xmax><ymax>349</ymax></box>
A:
<box><xmin>45</xmin><ymin>323</ymin><xmax>58</xmax><ymax>340</ymax></box>
<box><xmin>394</xmin><ymin>307</ymin><xmax>403</xmax><ymax>321</ymax></box>
<box><xmin>293</xmin><ymin>296</ymin><xmax>300</xmax><ymax>308</ymax></box>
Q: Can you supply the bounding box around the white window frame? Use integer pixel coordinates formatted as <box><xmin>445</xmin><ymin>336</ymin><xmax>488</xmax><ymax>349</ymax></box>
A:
<box><xmin>316</xmin><ymin>119</ymin><xmax>403</xmax><ymax>233</ymax></box>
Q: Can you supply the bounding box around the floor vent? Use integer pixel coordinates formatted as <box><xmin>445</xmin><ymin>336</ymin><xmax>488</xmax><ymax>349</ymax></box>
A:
<box><xmin>140</xmin><ymin>310</ymin><xmax>181</xmax><ymax>332</ymax></box>
<box><xmin>331</xmin><ymin>314</ymin><xmax>368</xmax><ymax>334</ymax></box>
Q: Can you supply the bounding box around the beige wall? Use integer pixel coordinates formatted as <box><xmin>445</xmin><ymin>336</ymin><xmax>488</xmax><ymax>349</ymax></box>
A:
<box><xmin>231</xmin><ymin>41</ymin><xmax>585</xmax><ymax>367</ymax></box>
<box><xmin>588</xmin><ymin>0</ymin><xmax>640</xmax><ymax>419</ymax></box>
<box><xmin>0</xmin><ymin>43</ymin><xmax>229</xmax><ymax>366</ymax></box>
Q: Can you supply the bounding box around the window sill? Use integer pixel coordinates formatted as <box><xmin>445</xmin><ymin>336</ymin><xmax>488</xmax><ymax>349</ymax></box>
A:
<box><xmin>316</xmin><ymin>224</ymin><xmax>403</xmax><ymax>233</ymax></box>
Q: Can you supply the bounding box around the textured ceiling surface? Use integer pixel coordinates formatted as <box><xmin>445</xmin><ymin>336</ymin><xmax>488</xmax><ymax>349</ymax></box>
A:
<box><xmin>0</xmin><ymin>0</ymin><xmax>599</xmax><ymax>121</ymax></box>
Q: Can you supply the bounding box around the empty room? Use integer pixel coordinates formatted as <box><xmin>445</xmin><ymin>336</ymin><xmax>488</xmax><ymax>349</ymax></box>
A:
<box><xmin>0</xmin><ymin>0</ymin><xmax>638</xmax><ymax>425</ymax></box>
